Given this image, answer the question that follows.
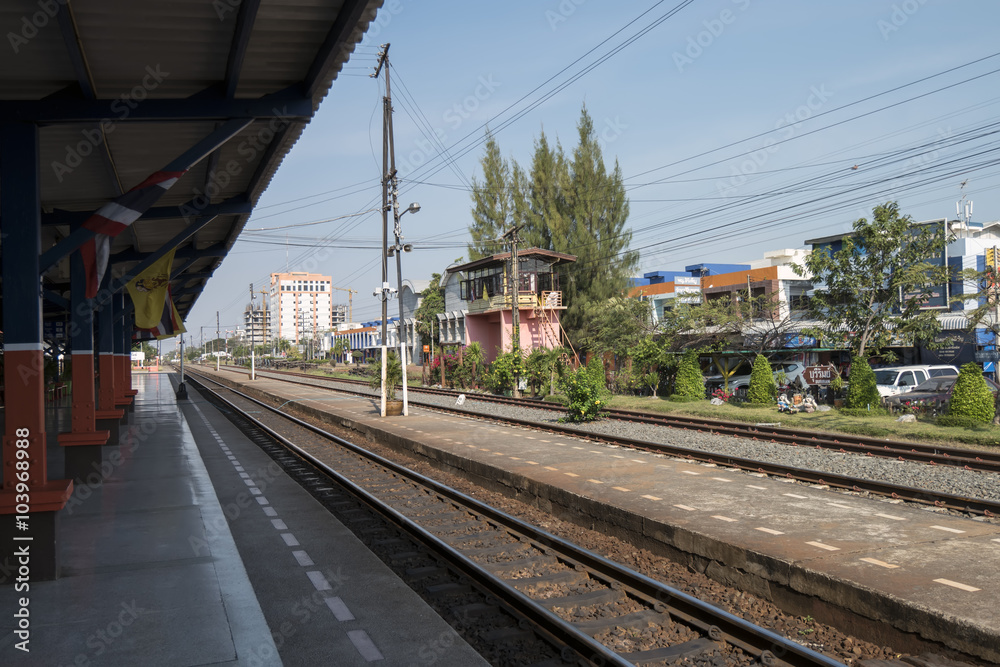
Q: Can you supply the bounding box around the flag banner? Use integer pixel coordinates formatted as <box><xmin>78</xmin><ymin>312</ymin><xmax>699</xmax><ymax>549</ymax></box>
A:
<box><xmin>126</xmin><ymin>248</ymin><xmax>176</xmax><ymax>329</ymax></box>
<box><xmin>133</xmin><ymin>287</ymin><xmax>186</xmax><ymax>341</ymax></box>
<box><xmin>80</xmin><ymin>170</ymin><xmax>186</xmax><ymax>298</ymax></box>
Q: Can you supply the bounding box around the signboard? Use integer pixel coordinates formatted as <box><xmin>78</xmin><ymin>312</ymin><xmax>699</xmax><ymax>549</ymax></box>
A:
<box><xmin>423</xmin><ymin>345</ymin><xmax>430</xmax><ymax>354</ymax></box>
<box><xmin>43</xmin><ymin>321</ymin><xmax>67</xmax><ymax>340</ymax></box>
<box><xmin>803</xmin><ymin>365</ymin><xmax>836</xmax><ymax>385</ymax></box>
<box><xmin>974</xmin><ymin>350</ymin><xmax>1000</xmax><ymax>363</ymax></box>
<box><xmin>131</xmin><ymin>351</ymin><xmax>146</xmax><ymax>362</ymax></box>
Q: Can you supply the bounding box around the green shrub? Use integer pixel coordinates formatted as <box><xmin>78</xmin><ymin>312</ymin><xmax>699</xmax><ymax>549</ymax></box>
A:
<box><xmin>367</xmin><ymin>349</ymin><xmax>402</xmax><ymax>401</ymax></box>
<box><xmin>845</xmin><ymin>358</ymin><xmax>881</xmax><ymax>410</ymax></box>
<box><xmin>542</xmin><ymin>394</ymin><xmax>568</xmax><ymax>405</ymax></box>
<box><xmin>485</xmin><ymin>352</ymin><xmax>521</xmax><ymax>394</ymax></box>
<box><xmin>947</xmin><ymin>362</ymin><xmax>995</xmax><ymax>423</ymax></box>
<box><xmin>746</xmin><ymin>354</ymin><xmax>776</xmax><ymax>404</ymax></box>
<box><xmin>673</xmin><ymin>349</ymin><xmax>705</xmax><ymax>400</ymax></box>
<box><xmin>560</xmin><ymin>359</ymin><xmax>608</xmax><ymax>422</ymax></box>
<box><xmin>936</xmin><ymin>413</ymin><xmax>990</xmax><ymax>429</ymax></box>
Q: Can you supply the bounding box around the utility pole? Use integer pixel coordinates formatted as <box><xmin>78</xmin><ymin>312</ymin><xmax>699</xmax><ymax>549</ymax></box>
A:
<box><xmin>374</xmin><ymin>43</ymin><xmax>392</xmax><ymax>416</ymax></box>
<box><xmin>504</xmin><ymin>224</ymin><xmax>525</xmax><ymax>398</ymax></box>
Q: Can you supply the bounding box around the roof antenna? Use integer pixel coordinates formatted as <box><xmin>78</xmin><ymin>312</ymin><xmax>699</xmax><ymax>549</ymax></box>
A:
<box><xmin>956</xmin><ymin>180</ymin><xmax>973</xmax><ymax>226</ymax></box>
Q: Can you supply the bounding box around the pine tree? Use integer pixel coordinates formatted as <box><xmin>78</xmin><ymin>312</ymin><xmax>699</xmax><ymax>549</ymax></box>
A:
<box><xmin>746</xmin><ymin>354</ymin><xmax>776</xmax><ymax>404</ymax></box>
<box><xmin>560</xmin><ymin>106</ymin><xmax>638</xmax><ymax>342</ymax></box>
<box><xmin>468</xmin><ymin>130</ymin><xmax>513</xmax><ymax>260</ymax></box>
<box><xmin>516</xmin><ymin>130</ymin><xmax>568</xmax><ymax>251</ymax></box>
<box><xmin>672</xmin><ymin>349</ymin><xmax>705</xmax><ymax>400</ymax></box>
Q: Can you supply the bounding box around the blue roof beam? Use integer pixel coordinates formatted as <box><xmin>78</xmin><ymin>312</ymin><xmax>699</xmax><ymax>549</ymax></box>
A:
<box><xmin>305</xmin><ymin>0</ymin><xmax>372</xmax><ymax>98</ymax></box>
<box><xmin>224</xmin><ymin>0</ymin><xmax>262</xmax><ymax>98</ymax></box>
<box><xmin>38</xmin><ymin>196</ymin><xmax>253</xmax><ymax>227</ymax></box>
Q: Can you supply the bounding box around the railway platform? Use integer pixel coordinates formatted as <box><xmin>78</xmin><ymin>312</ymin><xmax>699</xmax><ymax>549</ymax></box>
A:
<box><xmin>0</xmin><ymin>372</ymin><xmax>487</xmax><ymax>666</ymax></box>
<box><xmin>190</xmin><ymin>365</ymin><xmax>1000</xmax><ymax>665</ymax></box>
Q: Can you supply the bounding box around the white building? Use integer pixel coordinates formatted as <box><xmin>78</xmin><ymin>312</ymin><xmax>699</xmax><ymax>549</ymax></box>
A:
<box><xmin>269</xmin><ymin>271</ymin><xmax>338</xmax><ymax>345</ymax></box>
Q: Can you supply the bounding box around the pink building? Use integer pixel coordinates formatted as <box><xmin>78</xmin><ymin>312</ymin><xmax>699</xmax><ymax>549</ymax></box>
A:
<box><xmin>446</xmin><ymin>249</ymin><xmax>576</xmax><ymax>363</ymax></box>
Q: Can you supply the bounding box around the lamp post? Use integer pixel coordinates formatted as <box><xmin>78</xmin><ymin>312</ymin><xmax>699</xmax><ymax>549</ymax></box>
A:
<box><xmin>391</xmin><ymin>201</ymin><xmax>420</xmax><ymax>415</ymax></box>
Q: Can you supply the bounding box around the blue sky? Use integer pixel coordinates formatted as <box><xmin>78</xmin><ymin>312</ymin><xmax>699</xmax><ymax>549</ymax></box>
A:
<box><xmin>185</xmin><ymin>0</ymin><xmax>1000</xmax><ymax>342</ymax></box>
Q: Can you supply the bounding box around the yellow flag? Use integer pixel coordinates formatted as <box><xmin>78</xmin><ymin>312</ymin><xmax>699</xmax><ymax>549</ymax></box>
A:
<box><xmin>126</xmin><ymin>248</ymin><xmax>175</xmax><ymax>329</ymax></box>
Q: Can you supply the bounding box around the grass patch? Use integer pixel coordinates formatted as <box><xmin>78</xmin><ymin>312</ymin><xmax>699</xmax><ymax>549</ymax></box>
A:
<box><xmin>608</xmin><ymin>395</ymin><xmax>1000</xmax><ymax>450</ymax></box>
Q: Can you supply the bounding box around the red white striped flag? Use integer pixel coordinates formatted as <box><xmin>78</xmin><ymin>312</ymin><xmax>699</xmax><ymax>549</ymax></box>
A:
<box><xmin>80</xmin><ymin>170</ymin><xmax>186</xmax><ymax>298</ymax></box>
<box><xmin>133</xmin><ymin>287</ymin><xmax>186</xmax><ymax>341</ymax></box>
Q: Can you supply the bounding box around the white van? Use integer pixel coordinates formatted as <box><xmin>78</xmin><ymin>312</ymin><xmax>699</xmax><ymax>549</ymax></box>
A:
<box><xmin>873</xmin><ymin>364</ymin><xmax>959</xmax><ymax>397</ymax></box>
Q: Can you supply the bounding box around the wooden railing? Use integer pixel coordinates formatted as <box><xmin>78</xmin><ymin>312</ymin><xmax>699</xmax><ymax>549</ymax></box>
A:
<box><xmin>467</xmin><ymin>291</ymin><xmax>563</xmax><ymax>314</ymax></box>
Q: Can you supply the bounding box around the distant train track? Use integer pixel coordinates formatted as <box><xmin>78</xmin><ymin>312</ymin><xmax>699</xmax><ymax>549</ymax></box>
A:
<box><xmin>209</xmin><ymin>363</ymin><xmax>1000</xmax><ymax>475</ymax></box>
<box><xmin>187</xmin><ymin>371</ymin><xmax>844</xmax><ymax>667</ymax></box>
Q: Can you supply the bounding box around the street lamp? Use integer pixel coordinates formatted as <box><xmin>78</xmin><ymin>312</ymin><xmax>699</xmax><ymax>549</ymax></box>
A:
<box><xmin>393</xmin><ymin>202</ymin><xmax>420</xmax><ymax>415</ymax></box>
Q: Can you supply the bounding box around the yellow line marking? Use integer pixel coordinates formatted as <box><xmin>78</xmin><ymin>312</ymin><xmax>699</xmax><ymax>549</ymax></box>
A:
<box><xmin>587</xmin><ymin>479</ymin><xmax>604</xmax><ymax>484</ymax></box>
<box><xmin>755</xmin><ymin>527</ymin><xmax>784</xmax><ymax>535</ymax></box>
<box><xmin>860</xmin><ymin>557</ymin><xmax>899</xmax><ymax>569</ymax></box>
<box><xmin>876</xmin><ymin>513</ymin><xmax>906</xmax><ymax>521</ymax></box>
<box><xmin>930</xmin><ymin>525</ymin><xmax>965</xmax><ymax>534</ymax></box>
<box><xmin>613</xmin><ymin>486</ymin><xmax>631</xmax><ymax>492</ymax></box>
<box><xmin>934</xmin><ymin>578</ymin><xmax>980</xmax><ymax>592</ymax></box>
<box><xmin>712</xmin><ymin>515</ymin><xmax>738</xmax><ymax>522</ymax></box>
<box><xmin>746</xmin><ymin>485</ymin><xmax>767</xmax><ymax>490</ymax></box>
<box><xmin>641</xmin><ymin>495</ymin><xmax>662</xmax><ymax>501</ymax></box>
<box><xmin>807</xmin><ymin>541</ymin><xmax>839</xmax><ymax>551</ymax></box>
<box><xmin>674</xmin><ymin>504</ymin><xmax>696</xmax><ymax>511</ymax></box>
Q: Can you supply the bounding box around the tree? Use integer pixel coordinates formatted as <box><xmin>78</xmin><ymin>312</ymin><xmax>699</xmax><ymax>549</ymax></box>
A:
<box><xmin>578</xmin><ymin>296</ymin><xmax>653</xmax><ymax>359</ymax></box>
<box><xmin>746</xmin><ymin>354</ymin><xmax>776</xmax><ymax>404</ymax></box>
<box><xmin>794</xmin><ymin>202</ymin><xmax>949</xmax><ymax>358</ymax></box>
<box><xmin>948</xmin><ymin>362</ymin><xmax>995</xmax><ymax>423</ymax></box>
<box><xmin>957</xmin><ymin>263</ymin><xmax>1000</xmax><ymax>424</ymax></box>
<box><xmin>414</xmin><ymin>273</ymin><xmax>445</xmax><ymax>351</ymax></box>
<box><xmin>468</xmin><ymin>131</ymin><xmax>514</xmax><ymax>260</ymax></box>
<box><xmin>845</xmin><ymin>357</ymin><xmax>880</xmax><ymax>410</ymax></box>
<box><xmin>515</xmin><ymin>130</ymin><xmax>568</xmax><ymax>251</ymax></box>
<box><xmin>559</xmin><ymin>106</ymin><xmax>638</xmax><ymax>342</ymax></box>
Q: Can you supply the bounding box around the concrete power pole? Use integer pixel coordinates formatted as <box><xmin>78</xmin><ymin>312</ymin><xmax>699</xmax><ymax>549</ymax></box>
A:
<box><xmin>504</xmin><ymin>224</ymin><xmax>525</xmax><ymax>398</ymax></box>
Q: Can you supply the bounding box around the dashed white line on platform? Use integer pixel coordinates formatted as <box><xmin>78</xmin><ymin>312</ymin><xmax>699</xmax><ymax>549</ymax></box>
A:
<box><xmin>572</xmin><ymin>446</ymin><xmax>584</xmax><ymax>450</ymax></box>
<box><xmin>255</xmin><ymin>496</ymin><xmax>269</xmax><ymax>505</ymax></box>
<box><xmin>564</xmin><ymin>472</ymin><xmax>579</xmax><ymax>477</ymax></box>
<box><xmin>682</xmin><ymin>471</ymin><xmax>700</xmax><ymax>475</ymax></box>
<box><xmin>249</xmin><ymin>487</ymin><xmax>262</xmax><ymax>496</ymax></box>
<box><xmin>712</xmin><ymin>477</ymin><xmax>732</xmax><ymax>483</ymax></box>
<box><xmin>510</xmin><ymin>457</ymin><xmax>521</xmax><ymax>460</ymax></box>
<box><xmin>860</xmin><ymin>557</ymin><xmax>899</xmax><ymax>569</ymax></box>
<box><xmin>325</xmin><ymin>596</ymin><xmax>356</xmax><ymax>621</ymax></box>
<box><xmin>876</xmin><ymin>513</ymin><xmax>906</xmax><ymax>521</ymax></box>
<box><xmin>281</xmin><ymin>533</ymin><xmax>299</xmax><ymax>546</ymax></box>
<box><xmin>292</xmin><ymin>550</ymin><xmax>315</xmax><ymax>567</ymax></box>
<box><xmin>674</xmin><ymin>504</ymin><xmax>696</xmax><ymax>511</ymax></box>
<box><xmin>756</xmin><ymin>527</ymin><xmax>784</xmax><ymax>535</ymax></box>
<box><xmin>807</xmin><ymin>541</ymin><xmax>839</xmax><ymax>551</ymax></box>
<box><xmin>611</xmin><ymin>455</ymin><xmax>625</xmax><ymax>459</ymax></box>
<box><xmin>828</xmin><ymin>503</ymin><xmax>853</xmax><ymax>509</ymax></box>
<box><xmin>631</xmin><ymin>459</ymin><xmax>646</xmax><ymax>464</ymax></box>
<box><xmin>642</xmin><ymin>495</ymin><xmax>662</xmax><ymax>501</ymax></box>
<box><xmin>545</xmin><ymin>466</ymin><xmax>559</xmax><ymax>471</ymax></box>
<box><xmin>613</xmin><ymin>487</ymin><xmax>631</xmax><ymax>492</ymax></box>
<box><xmin>307</xmin><ymin>571</ymin><xmax>332</xmax><ymax>591</ymax></box>
<box><xmin>347</xmin><ymin>629</ymin><xmax>384</xmax><ymax>662</ymax></box>
<box><xmin>746</xmin><ymin>485</ymin><xmax>767</xmax><ymax>490</ymax></box>
<box><xmin>271</xmin><ymin>519</ymin><xmax>288</xmax><ymax>530</ymax></box>
<box><xmin>930</xmin><ymin>525</ymin><xmax>965</xmax><ymax>534</ymax></box>
<box><xmin>933</xmin><ymin>578</ymin><xmax>980</xmax><ymax>592</ymax></box>
<box><xmin>783</xmin><ymin>493</ymin><xmax>807</xmax><ymax>499</ymax></box>
<box><xmin>587</xmin><ymin>479</ymin><xmax>604</xmax><ymax>484</ymax></box>
<box><xmin>712</xmin><ymin>515</ymin><xmax>738</xmax><ymax>522</ymax></box>
<box><xmin>527</xmin><ymin>461</ymin><xmax>539</xmax><ymax>465</ymax></box>
<box><xmin>589</xmin><ymin>451</ymin><xmax>603</xmax><ymax>454</ymax></box>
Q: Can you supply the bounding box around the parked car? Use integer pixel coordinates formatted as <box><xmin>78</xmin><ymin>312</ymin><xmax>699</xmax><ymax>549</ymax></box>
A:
<box><xmin>883</xmin><ymin>374</ymin><xmax>999</xmax><ymax>414</ymax></box>
<box><xmin>705</xmin><ymin>361</ymin><xmax>808</xmax><ymax>398</ymax></box>
<box><xmin>873</xmin><ymin>364</ymin><xmax>959</xmax><ymax>397</ymax></box>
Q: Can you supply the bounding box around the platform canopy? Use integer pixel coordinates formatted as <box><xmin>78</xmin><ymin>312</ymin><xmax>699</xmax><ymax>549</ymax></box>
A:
<box><xmin>0</xmin><ymin>0</ymin><xmax>383</xmax><ymax>324</ymax></box>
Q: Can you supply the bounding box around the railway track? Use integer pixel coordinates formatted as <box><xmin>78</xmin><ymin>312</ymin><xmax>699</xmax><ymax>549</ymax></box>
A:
<box><xmin>187</xmin><ymin>371</ymin><xmax>843</xmax><ymax>667</ymax></box>
<box><xmin>197</xmin><ymin>365</ymin><xmax>1000</xmax><ymax>516</ymax></box>
<box><xmin>214</xmin><ymin>364</ymin><xmax>1000</xmax><ymax>473</ymax></box>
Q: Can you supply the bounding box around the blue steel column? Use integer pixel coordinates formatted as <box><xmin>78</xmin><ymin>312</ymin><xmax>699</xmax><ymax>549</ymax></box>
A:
<box><xmin>0</xmin><ymin>121</ymin><xmax>73</xmax><ymax>582</ymax></box>
<box><xmin>113</xmin><ymin>293</ymin><xmax>132</xmax><ymax>410</ymax></box>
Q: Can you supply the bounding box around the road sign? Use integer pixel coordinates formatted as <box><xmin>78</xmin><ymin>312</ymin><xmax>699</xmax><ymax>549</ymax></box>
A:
<box><xmin>974</xmin><ymin>350</ymin><xmax>1000</xmax><ymax>362</ymax></box>
<box><xmin>803</xmin><ymin>365</ymin><xmax>836</xmax><ymax>385</ymax></box>
<box><xmin>423</xmin><ymin>345</ymin><xmax>430</xmax><ymax>354</ymax></box>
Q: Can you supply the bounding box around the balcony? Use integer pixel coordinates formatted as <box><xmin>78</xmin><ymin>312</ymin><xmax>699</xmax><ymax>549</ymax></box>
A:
<box><xmin>467</xmin><ymin>290</ymin><xmax>563</xmax><ymax>314</ymax></box>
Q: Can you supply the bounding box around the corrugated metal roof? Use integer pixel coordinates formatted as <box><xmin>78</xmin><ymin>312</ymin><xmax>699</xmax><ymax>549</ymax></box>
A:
<box><xmin>2</xmin><ymin>0</ymin><xmax>383</xmax><ymax>321</ymax></box>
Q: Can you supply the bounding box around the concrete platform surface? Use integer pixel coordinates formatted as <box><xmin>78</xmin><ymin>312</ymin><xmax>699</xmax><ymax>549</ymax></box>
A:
<box><xmin>0</xmin><ymin>372</ymin><xmax>487</xmax><ymax>667</ymax></box>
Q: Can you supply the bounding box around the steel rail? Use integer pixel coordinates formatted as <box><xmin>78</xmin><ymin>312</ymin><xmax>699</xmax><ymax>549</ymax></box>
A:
<box><xmin>187</xmin><ymin>370</ymin><xmax>844</xmax><ymax>667</ymax></box>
